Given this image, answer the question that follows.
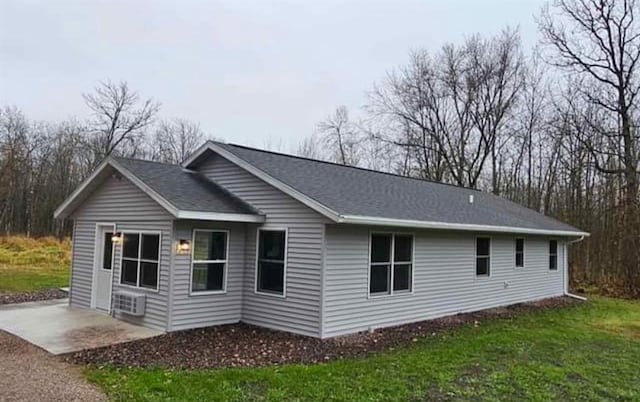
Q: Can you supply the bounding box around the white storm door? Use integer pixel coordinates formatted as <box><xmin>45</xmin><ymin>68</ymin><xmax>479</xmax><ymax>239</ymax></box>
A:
<box><xmin>94</xmin><ymin>225</ymin><xmax>114</xmax><ymax>311</ymax></box>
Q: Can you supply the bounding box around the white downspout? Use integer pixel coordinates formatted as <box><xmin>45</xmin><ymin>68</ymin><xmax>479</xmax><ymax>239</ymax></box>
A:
<box><xmin>564</xmin><ymin>235</ymin><xmax>587</xmax><ymax>301</ymax></box>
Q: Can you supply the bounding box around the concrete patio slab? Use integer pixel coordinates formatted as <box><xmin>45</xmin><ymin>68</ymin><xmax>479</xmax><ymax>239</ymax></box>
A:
<box><xmin>0</xmin><ymin>298</ymin><xmax>163</xmax><ymax>354</ymax></box>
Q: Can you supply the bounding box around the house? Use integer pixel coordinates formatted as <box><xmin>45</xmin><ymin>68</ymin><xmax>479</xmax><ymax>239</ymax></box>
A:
<box><xmin>54</xmin><ymin>141</ymin><xmax>588</xmax><ymax>338</ymax></box>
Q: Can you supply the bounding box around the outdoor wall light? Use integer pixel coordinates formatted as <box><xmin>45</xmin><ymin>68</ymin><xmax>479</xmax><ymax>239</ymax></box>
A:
<box><xmin>177</xmin><ymin>239</ymin><xmax>191</xmax><ymax>254</ymax></box>
<box><xmin>111</xmin><ymin>232</ymin><xmax>123</xmax><ymax>245</ymax></box>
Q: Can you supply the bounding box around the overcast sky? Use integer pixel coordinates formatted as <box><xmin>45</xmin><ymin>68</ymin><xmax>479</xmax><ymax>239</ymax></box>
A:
<box><xmin>0</xmin><ymin>0</ymin><xmax>546</xmax><ymax>149</ymax></box>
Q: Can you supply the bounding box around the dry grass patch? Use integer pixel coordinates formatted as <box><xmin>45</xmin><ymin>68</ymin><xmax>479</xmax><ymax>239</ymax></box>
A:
<box><xmin>0</xmin><ymin>236</ymin><xmax>71</xmax><ymax>293</ymax></box>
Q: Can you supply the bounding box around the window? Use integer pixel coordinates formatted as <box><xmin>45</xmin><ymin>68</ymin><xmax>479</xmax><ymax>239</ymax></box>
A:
<box><xmin>369</xmin><ymin>233</ymin><xmax>413</xmax><ymax>296</ymax></box>
<box><xmin>103</xmin><ymin>232</ymin><xmax>114</xmax><ymax>270</ymax></box>
<box><xmin>476</xmin><ymin>237</ymin><xmax>491</xmax><ymax>276</ymax></box>
<box><xmin>191</xmin><ymin>230</ymin><xmax>227</xmax><ymax>293</ymax></box>
<box><xmin>256</xmin><ymin>229</ymin><xmax>287</xmax><ymax>296</ymax></box>
<box><xmin>515</xmin><ymin>238</ymin><xmax>524</xmax><ymax>268</ymax></box>
<box><xmin>549</xmin><ymin>240</ymin><xmax>558</xmax><ymax>270</ymax></box>
<box><xmin>120</xmin><ymin>232</ymin><xmax>160</xmax><ymax>290</ymax></box>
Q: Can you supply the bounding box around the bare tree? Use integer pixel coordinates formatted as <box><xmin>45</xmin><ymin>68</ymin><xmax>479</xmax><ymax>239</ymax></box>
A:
<box><xmin>150</xmin><ymin>118</ymin><xmax>205</xmax><ymax>164</ymax></box>
<box><xmin>296</xmin><ymin>133</ymin><xmax>326</xmax><ymax>160</ymax></box>
<box><xmin>367</xmin><ymin>30</ymin><xmax>523</xmax><ymax>189</ymax></box>
<box><xmin>539</xmin><ymin>0</ymin><xmax>640</xmax><ymax>294</ymax></box>
<box><xmin>317</xmin><ymin>106</ymin><xmax>361</xmax><ymax>165</ymax></box>
<box><xmin>83</xmin><ymin>81</ymin><xmax>160</xmax><ymax>165</ymax></box>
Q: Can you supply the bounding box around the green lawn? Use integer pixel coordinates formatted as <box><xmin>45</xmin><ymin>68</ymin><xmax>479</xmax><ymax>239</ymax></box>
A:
<box><xmin>0</xmin><ymin>236</ymin><xmax>70</xmax><ymax>293</ymax></box>
<box><xmin>86</xmin><ymin>297</ymin><xmax>640</xmax><ymax>401</ymax></box>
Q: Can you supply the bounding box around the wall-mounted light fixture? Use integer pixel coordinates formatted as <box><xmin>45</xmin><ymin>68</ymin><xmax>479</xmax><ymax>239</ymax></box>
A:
<box><xmin>177</xmin><ymin>239</ymin><xmax>191</xmax><ymax>254</ymax></box>
<box><xmin>111</xmin><ymin>232</ymin><xmax>123</xmax><ymax>245</ymax></box>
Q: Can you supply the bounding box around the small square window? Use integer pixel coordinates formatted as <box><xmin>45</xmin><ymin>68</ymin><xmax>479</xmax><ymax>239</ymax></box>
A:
<box><xmin>192</xmin><ymin>262</ymin><xmax>225</xmax><ymax>292</ymax></box>
<box><xmin>121</xmin><ymin>259</ymin><xmax>138</xmax><ymax>286</ymax></box>
<box><xmin>122</xmin><ymin>233</ymin><xmax>139</xmax><ymax>259</ymax></box>
<box><xmin>119</xmin><ymin>232</ymin><xmax>160</xmax><ymax>290</ymax></box>
<box><xmin>393</xmin><ymin>263</ymin><xmax>412</xmax><ymax>292</ymax></box>
<box><xmin>371</xmin><ymin>234</ymin><xmax>392</xmax><ymax>263</ymax></box>
<box><xmin>370</xmin><ymin>264</ymin><xmax>390</xmax><ymax>294</ymax></box>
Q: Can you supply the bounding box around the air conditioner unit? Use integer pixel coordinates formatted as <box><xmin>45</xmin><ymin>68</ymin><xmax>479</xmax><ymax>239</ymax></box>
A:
<box><xmin>113</xmin><ymin>291</ymin><xmax>146</xmax><ymax>316</ymax></box>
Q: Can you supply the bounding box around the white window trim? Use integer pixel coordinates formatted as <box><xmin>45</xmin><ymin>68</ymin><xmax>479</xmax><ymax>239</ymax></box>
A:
<box><xmin>368</xmin><ymin>232</ymin><xmax>415</xmax><ymax>298</ymax></box>
<box><xmin>254</xmin><ymin>227</ymin><xmax>288</xmax><ymax>298</ymax></box>
<box><xmin>189</xmin><ymin>229</ymin><xmax>229</xmax><ymax>296</ymax></box>
<box><xmin>549</xmin><ymin>239</ymin><xmax>559</xmax><ymax>272</ymax></box>
<box><xmin>118</xmin><ymin>231</ymin><xmax>162</xmax><ymax>292</ymax></box>
<box><xmin>514</xmin><ymin>237</ymin><xmax>525</xmax><ymax>269</ymax></box>
<box><xmin>475</xmin><ymin>235</ymin><xmax>492</xmax><ymax>278</ymax></box>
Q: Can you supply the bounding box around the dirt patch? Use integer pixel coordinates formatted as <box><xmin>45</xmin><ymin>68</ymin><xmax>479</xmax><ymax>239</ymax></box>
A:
<box><xmin>0</xmin><ymin>330</ymin><xmax>105</xmax><ymax>402</ymax></box>
<box><xmin>64</xmin><ymin>296</ymin><xmax>579</xmax><ymax>370</ymax></box>
<box><xmin>0</xmin><ymin>289</ymin><xmax>67</xmax><ymax>305</ymax></box>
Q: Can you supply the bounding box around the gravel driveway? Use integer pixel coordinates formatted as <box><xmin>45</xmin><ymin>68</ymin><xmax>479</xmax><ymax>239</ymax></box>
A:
<box><xmin>0</xmin><ymin>330</ymin><xmax>105</xmax><ymax>402</ymax></box>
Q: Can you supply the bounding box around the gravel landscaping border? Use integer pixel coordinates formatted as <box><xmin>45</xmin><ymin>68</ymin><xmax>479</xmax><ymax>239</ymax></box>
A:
<box><xmin>65</xmin><ymin>297</ymin><xmax>580</xmax><ymax>369</ymax></box>
<box><xmin>0</xmin><ymin>289</ymin><xmax>68</xmax><ymax>305</ymax></box>
<box><xmin>0</xmin><ymin>330</ymin><xmax>105</xmax><ymax>402</ymax></box>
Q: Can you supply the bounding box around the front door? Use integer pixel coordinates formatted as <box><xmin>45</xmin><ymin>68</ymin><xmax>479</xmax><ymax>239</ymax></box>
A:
<box><xmin>94</xmin><ymin>225</ymin><xmax>114</xmax><ymax>311</ymax></box>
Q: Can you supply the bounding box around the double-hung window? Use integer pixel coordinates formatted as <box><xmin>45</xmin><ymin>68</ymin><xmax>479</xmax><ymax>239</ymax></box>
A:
<box><xmin>549</xmin><ymin>240</ymin><xmax>558</xmax><ymax>270</ymax></box>
<box><xmin>476</xmin><ymin>237</ymin><xmax>491</xmax><ymax>276</ymax></box>
<box><xmin>256</xmin><ymin>229</ymin><xmax>287</xmax><ymax>296</ymax></box>
<box><xmin>369</xmin><ymin>233</ymin><xmax>413</xmax><ymax>296</ymax></box>
<box><xmin>515</xmin><ymin>238</ymin><xmax>525</xmax><ymax>268</ymax></box>
<box><xmin>120</xmin><ymin>232</ymin><xmax>160</xmax><ymax>290</ymax></box>
<box><xmin>191</xmin><ymin>230</ymin><xmax>228</xmax><ymax>293</ymax></box>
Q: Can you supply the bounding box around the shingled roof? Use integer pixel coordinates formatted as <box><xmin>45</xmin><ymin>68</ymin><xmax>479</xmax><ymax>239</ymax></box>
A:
<box><xmin>184</xmin><ymin>141</ymin><xmax>587</xmax><ymax>236</ymax></box>
<box><xmin>54</xmin><ymin>156</ymin><xmax>264</xmax><ymax>222</ymax></box>
<box><xmin>113</xmin><ymin>157</ymin><xmax>259</xmax><ymax>216</ymax></box>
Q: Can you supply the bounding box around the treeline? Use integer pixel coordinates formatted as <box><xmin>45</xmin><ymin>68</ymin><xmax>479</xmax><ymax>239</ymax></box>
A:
<box><xmin>304</xmin><ymin>0</ymin><xmax>640</xmax><ymax>296</ymax></box>
<box><xmin>0</xmin><ymin>81</ymin><xmax>210</xmax><ymax>237</ymax></box>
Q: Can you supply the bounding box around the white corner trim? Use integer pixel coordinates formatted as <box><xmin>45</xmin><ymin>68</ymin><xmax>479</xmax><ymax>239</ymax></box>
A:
<box><xmin>184</xmin><ymin>141</ymin><xmax>342</xmax><ymax>222</ymax></box>
<box><xmin>337</xmin><ymin>215</ymin><xmax>590</xmax><ymax>237</ymax></box>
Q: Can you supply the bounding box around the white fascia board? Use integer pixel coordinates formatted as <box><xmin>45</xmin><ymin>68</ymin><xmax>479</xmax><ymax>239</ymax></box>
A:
<box><xmin>338</xmin><ymin>215</ymin><xmax>590</xmax><ymax>237</ymax></box>
<box><xmin>194</xmin><ymin>142</ymin><xmax>342</xmax><ymax>222</ymax></box>
<box><xmin>176</xmin><ymin>210</ymin><xmax>265</xmax><ymax>223</ymax></box>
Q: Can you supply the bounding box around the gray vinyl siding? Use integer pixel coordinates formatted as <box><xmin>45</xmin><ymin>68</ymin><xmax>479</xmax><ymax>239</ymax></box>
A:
<box><xmin>70</xmin><ymin>175</ymin><xmax>173</xmax><ymax>331</ymax></box>
<box><xmin>69</xmin><ymin>219</ymin><xmax>94</xmax><ymax>308</ymax></box>
<box><xmin>323</xmin><ymin>225</ymin><xmax>567</xmax><ymax>337</ymax></box>
<box><xmin>169</xmin><ymin>220</ymin><xmax>246</xmax><ymax>331</ymax></box>
<box><xmin>197</xmin><ymin>154</ymin><xmax>329</xmax><ymax>337</ymax></box>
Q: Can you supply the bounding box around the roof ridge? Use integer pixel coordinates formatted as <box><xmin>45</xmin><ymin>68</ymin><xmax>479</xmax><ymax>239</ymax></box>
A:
<box><xmin>112</xmin><ymin>156</ymin><xmax>181</xmax><ymax>168</ymax></box>
<box><xmin>214</xmin><ymin>141</ymin><xmax>480</xmax><ymax>192</ymax></box>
